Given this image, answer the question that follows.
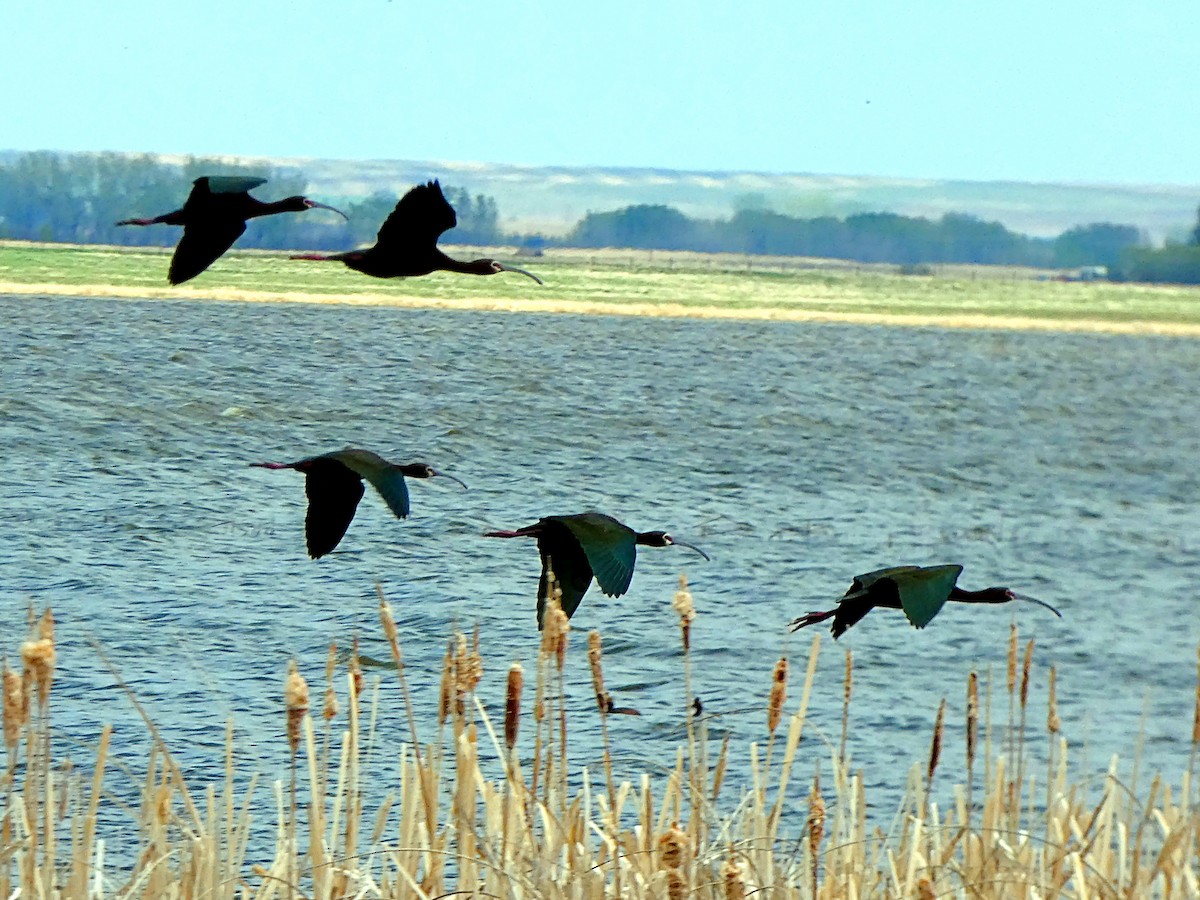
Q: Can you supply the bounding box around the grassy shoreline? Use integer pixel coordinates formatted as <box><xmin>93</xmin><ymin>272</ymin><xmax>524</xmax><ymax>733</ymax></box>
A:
<box><xmin>3</xmin><ymin>240</ymin><xmax>1200</xmax><ymax>335</ymax></box>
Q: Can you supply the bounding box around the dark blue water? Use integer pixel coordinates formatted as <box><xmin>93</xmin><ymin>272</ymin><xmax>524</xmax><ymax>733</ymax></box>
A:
<box><xmin>1</xmin><ymin>293</ymin><xmax>1196</xmax><ymax>824</ymax></box>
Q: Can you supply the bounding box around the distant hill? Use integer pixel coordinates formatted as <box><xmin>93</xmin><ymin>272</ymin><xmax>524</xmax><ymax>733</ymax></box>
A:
<box><xmin>5</xmin><ymin>150</ymin><xmax>1197</xmax><ymax>242</ymax></box>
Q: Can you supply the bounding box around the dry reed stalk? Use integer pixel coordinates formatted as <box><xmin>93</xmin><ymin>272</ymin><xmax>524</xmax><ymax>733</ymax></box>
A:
<box><xmin>376</xmin><ymin>585</ymin><xmax>437</xmax><ymax>848</ymax></box>
<box><xmin>283</xmin><ymin>659</ymin><xmax>308</xmax><ymax>900</ymax></box>
<box><xmin>923</xmin><ymin>698</ymin><xmax>946</xmax><ymax>824</ymax></box>
<box><xmin>1007</xmin><ymin>623</ymin><xmax>1018</xmax><ymax>763</ymax></box>
<box><xmin>673</xmin><ymin>573</ymin><xmax>706</xmax><ymax>843</ymax></box>
<box><xmin>438</xmin><ymin>636</ymin><xmax>454</xmax><ymax>731</ymax></box>
<box><xmin>1015</xmin><ymin>638</ymin><xmax>1034</xmax><ymax>827</ymax></box>
<box><xmin>588</xmin><ymin>629</ymin><xmax>622</xmax><ymax>896</ymax></box>
<box><xmin>966</xmin><ymin>669</ymin><xmax>979</xmax><ymax>832</ymax></box>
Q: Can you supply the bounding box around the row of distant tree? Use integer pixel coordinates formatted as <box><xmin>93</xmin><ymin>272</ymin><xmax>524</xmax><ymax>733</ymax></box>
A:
<box><xmin>2</xmin><ymin>150</ymin><xmax>1199</xmax><ymax>282</ymax></box>
<box><xmin>0</xmin><ymin>151</ymin><xmax>501</xmax><ymax>250</ymax></box>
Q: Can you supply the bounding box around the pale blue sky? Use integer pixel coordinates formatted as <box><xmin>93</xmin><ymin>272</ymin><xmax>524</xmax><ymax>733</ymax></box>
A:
<box><xmin>5</xmin><ymin>1</ymin><xmax>1197</xmax><ymax>185</ymax></box>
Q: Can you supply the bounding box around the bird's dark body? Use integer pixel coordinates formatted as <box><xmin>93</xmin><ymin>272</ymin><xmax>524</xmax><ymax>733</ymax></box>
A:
<box><xmin>116</xmin><ymin>176</ymin><xmax>347</xmax><ymax>285</ymax></box>
<box><xmin>290</xmin><ymin>180</ymin><xmax>543</xmax><ymax>283</ymax></box>
<box><xmin>790</xmin><ymin>564</ymin><xmax>1061</xmax><ymax>638</ymax></box>
<box><xmin>484</xmin><ymin>511</ymin><xmax>707</xmax><ymax>629</ymax></box>
<box><xmin>251</xmin><ymin>448</ymin><xmax>465</xmax><ymax>559</ymax></box>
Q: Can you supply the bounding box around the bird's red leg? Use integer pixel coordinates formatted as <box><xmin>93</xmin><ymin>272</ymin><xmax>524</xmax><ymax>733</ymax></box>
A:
<box><xmin>789</xmin><ymin>608</ymin><xmax>837</xmax><ymax>631</ymax></box>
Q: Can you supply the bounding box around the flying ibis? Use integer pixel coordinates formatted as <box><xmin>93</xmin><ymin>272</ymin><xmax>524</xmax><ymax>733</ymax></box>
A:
<box><xmin>251</xmin><ymin>448</ymin><xmax>466</xmax><ymax>558</ymax></box>
<box><xmin>789</xmin><ymin>564</ymin><xmax>1062</xmax><ymax>638</ymax></box>
<box><xmin>484</xmin><ymin>512</ymin><xmax>709</xmax><ymax>629</ymax></box>
<box><xmin>289</xmin><ymin>180</ymin><xmax>543</xmax><ymax>283</ymax></box>
<box><xmin>116</xmin><ymin>175</ymin><xmax>349</xmax><ymax>285</ymax></box>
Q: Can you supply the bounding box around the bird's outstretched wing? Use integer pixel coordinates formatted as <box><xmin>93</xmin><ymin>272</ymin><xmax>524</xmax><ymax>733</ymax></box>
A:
<box><xmin>536</xmin><ymin>523</ymin><xmax>595</xmax><ymax>626</ymax></box>
<box><xmin>332</xmin><ymin>448</ymin><xmax>412</xmax><ymax>519</ymax></box>
<box><xmin>365</xmin><ymin>468</ymin><xmax>411</xmax><ymax>519</ymax></box>
<box><xmin>303</xmin><ymin>458</ymin><xmax>366</xmax><ymax>558</ymax></box>
<box><xmin>375</xmin><ymin>180</ymin><xmax>457</xmax><ymax>250</ymax></box>
<box><xmin>169</xmin><ymin>220</ymin><xmax>247</xmax><ymax>284</ymax></box>
<box><xmin>556</xmin><ymin>513</ymin><xmax>637</xmax><ymax>598</ymax></box>
<box><xmin>200</xmin><ymin>175</ymin><xmax>268</xmax><ymax>195</ymax></box>
<box><xmin>894</xmin><ymin>564</ymin><xmax>963</xmax><ymax>629</ymax></box>
<box><xmin>846</xmin><ymin>565</ymin><xmax>922</xmax><ymax>597</ymax></box>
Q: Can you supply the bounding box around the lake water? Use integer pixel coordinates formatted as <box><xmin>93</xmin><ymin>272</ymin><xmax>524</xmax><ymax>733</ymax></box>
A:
<box><xmin>1</xmin><ymin>292</ymin><xmax>1197</xmax><ymax>832</ymax></box>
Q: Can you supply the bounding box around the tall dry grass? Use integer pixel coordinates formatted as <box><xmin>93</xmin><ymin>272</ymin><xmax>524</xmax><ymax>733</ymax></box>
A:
<box><xmin>1</xmin><ymin>592</ymin><xmax>1197</xmax><ymax>898</ymax></box>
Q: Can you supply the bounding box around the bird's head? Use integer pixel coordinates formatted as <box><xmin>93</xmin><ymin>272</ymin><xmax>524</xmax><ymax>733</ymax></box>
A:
<box><xmin>470</xmin><ymin>259</ymin><xmax>544</xmax><ymax>284</ymax></box>
<box><xmin>397</xmin><ymin>462</ymin><xmax>468</xmax><ymax>490</ymax></box>
<box><xmin>635</xmin><ymin>531</ymin><xmax>711</xmax><ymax>560</ymax></box>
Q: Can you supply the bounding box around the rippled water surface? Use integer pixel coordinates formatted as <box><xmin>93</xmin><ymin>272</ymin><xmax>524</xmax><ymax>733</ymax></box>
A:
<box><xmin>2</xmin><ymin>293</ymin><xmax>1197</xmax><ymax>824</ymax></box>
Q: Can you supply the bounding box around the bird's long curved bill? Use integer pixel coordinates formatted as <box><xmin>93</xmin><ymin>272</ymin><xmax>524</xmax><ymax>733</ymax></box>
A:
<box><xmin>498</xmin><ymin>263</ymin><xmax>544</xmax><ymax>285</ymax></box>
<box><xmin>432</xmin><ymin>469</ymin><xmax>468</xmax><ymax>491</ymax></box>
<box><xmin>309</xmin><ymin>202</ymin><xmax>350</xmax><ymax>222</ymax></box>
<box><xmin>672</xmin><ymin>539</ymin><xmax>711</xmax><ymax>562</ymax></box>
<box><xmin>1012</xmin><ymin>592</ymin><xmax>1063</xmax><ymax>618</ymax></box>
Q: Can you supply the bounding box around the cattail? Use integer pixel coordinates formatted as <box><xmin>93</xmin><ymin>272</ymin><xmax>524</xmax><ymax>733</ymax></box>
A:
<box><xmin>672</xmin><ymin>573</ymin><xmax>696</xmax><ymax>651</ymax></box>
<box><xmin>1007</xmin><ymin>623</ymin><xmax>1018</xmax><ymax>696</ymax></box>
<box><xmin>504</xmin><ymin>662</ymin><xmax>524</xmax><ymax>751</ymax></box>
<box><xmin>348</xmin><ymin>635</ymin><xmax>364</xmax><ymax>701</ymax></box>
<box><xmin>767</xmin><ymin>656</ymin><xmax>788</xmax><ymax>735</ymax></box>
<box><xmin>587</xmin><ymin>631</ymin><xmax>607</xmax><ymax>715</ymax></box>
<box><xmin>541</xmin><ymin>602</ymin><xmax>570</xmax><ymax>670</ymax></box>
<box><xmin>1192</xmin><ymin>643</ymin><xmax>1200</xmax><ymax>745</ymax></box>
<box><xmin>928</xmin><ymin>698</ymin><xmax>946</xmax><ymax>783</ymax></box>
<box><xmin>721</xmin><ymin>855</ymin><xmax>746</xmax><ymax>900</ymax></box>
<box><xmin>2</xmin><ymin>661</ymin><xmax>25</xmax><ymax>749</ymax></box>
<box><xmin>665</xmin><ymin>867</ymin><xmax>686</xmax><ymax>900</ymax></box>
<box><xmin>284</xmin><ymin>660</ymin><xmax>309</xmax><ymax>757</ymax></box>
<box><xmin>323</xmin><ymin>642</ymin><xmax>338</xmax><ymax>722</ymax></box>
<box><xmin>464</xmin><ymin>624</ymin><xmax>483</xmax><ymax>693</ymax></box>
<box><xmin>966</xmin><ymin>670</ymin><xmax>979</xmax><ymax>768</ymax></box>
<box><xmin>438</xmin><ymin>638</ymin><xmax>454</xmax><ymax>726</ymax></box>
<box><xmin>807</xmin><ymin>775</ymin><xmax>826</xmax><ymax>860</ymax></box>
<box><xmin>1047</xmin><ymin>666</ymin><xmax>1060</xmax><ymax>734</ymax></box>
<box><xmin>658</xmin><ymin>822</ymin><xmax>688</xmax><ymax>870</ymax></box>
<box><xmin>1020</xmin><ymin>639</ymin><xmax>1034</xmax><ymax>710</ymax></box>
<box><xmin>20</xmin><ymin>631</ymin><xmax>55</xmax><ymax>709</ymax></box>
<box><xmin>917</xmin><ymin>878</ymin><xmax>936</xmax><ymax>900</ymax></box>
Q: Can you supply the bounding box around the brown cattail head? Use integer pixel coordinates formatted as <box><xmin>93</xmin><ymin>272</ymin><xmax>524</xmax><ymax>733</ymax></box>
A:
<box><xmin>504</xmin><ymin>662</ymin><xmax>524</xmax><ymax>751</ymax></box>
<box><xmin>465</xmin><ymin>624</ymin><xmax>483</xmax><ymax>694</ymax></box>
<box><xmin>807</xmin><ymin>774</ymin><xmax>826</xmax><ymax>860</ymax></box>
<box><xmin>767</xmin><ymin>656</ymin><xmax>788</xmax><ymax>735</ymax></box>
<box><xmin>438</xmin><ymin>638</ymin><xmax>454</xmax><ymax>727</ymax></box>
<box><xmin>672</xmin><ymin>573</ymin><xmax>696</xmax><ymax>651</ymax></box>
<box><xmin>1193</xmin><ymin>644</ymin><xmax>1200</xmax><ymax>745</ymax></box>
<box><xmin>541</xmin><ymin>595</ymin><xmax>570</xmax><ymax>671</ymax></box>
<box><xmin>917</xmin><ymin>878</ymin><xmax>936</xmax><ymax>900</ymax></box>
<box><xmin>966</xmin><ymin>670</ymin><xmax>979</xmax><ymax>768</ymax></box>
<box><xmin>1007</xmin><ymin>623</ymin><xmax>1018</xmax><ymax>695</ymax></box>
<box><xmin>348</xmin><ymin>635</ymin><xmax>364</xmax><ymax>701</ymax></box>
<box><xmin>20</xmin><ymin>629</ymin><xmax>55</xmax><ymax>709</ymax></box>
<box><xmin>1047</xmin><ymin>666</ymin><xmax>1060</xmax><ymax>734</ymax></box>
<box><xmin>451</xmin><ymin>630</ymin><xmax>470</xmax><ymax>716</ymax></box>
<box><xmin>284</xmin><ymin>660</ymin><xmax>310</xmax><ymax>757</ymax></box>
<box><xmin>322</xmin><ymin>641</ymin><xmax>338</xmax><ymax>722</ymax></box>
<box><xmin>721</xmin><ymin>855</ymin><xmax>746</xmax><ymax>900</ymax></box>
<box><xmin>665</xmin><ymin>867</ymin><xmax>686</xmax><ymax>900</ymax></box>
<box><xmin>928</xmin><ymin>698</ymin><xmax>946</xmax><ymax>783</ymax></box>
<box><xmin>587</xmin><ymin>630</ymin><xmax>607</xmax><ymax>715</ymax></box>
<box><xmin>658</xmin><ymin>822</ymin><xmax>689</xmax><ymax>870</ymax></box>
<box><xmin>1020</xmin><ymin>639</ymin><xmax>1034</xmax><ymax>711</ymax></box>
<box><xmin>2</xmin><ymin>662</ymin><xmax>26</xmax><ymax>749</ymax></box>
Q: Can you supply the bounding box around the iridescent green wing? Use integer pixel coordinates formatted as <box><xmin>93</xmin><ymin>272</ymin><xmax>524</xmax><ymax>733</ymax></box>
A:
<box><xmin>554</xmin><ymin>513</ymin><xmax>637</xmax><ymax>598</ymax></box>
<box><xmin>332</xmin><ymin>449</ymin><xmax>410</xmax><ymax>518</ymax></box>
<box><xmin>893</xmin><ymin>565</ymin><xmax>963</xmax><ymax>629</ymax></box>
<box><xmin>846</xmin><ymin>565</ymin><xmax>922</xmax><ymax>597</ymax></box>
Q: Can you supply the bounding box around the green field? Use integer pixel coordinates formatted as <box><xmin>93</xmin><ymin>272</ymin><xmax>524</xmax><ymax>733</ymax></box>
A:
<box><xmin>3</xmin><ymin>241</ymin><xmax>1199</xmax><ymax>332</ymax></box>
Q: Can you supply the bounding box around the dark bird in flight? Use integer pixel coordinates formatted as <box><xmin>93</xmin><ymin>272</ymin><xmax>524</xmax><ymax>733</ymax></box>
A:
<box><xmin>250</xmin><ymin>448</ymin><xmax>466</xmax><ymax>558</ymax></box>
<box><xmin>116</xmin><ymin>175</ymin><xmax>349</xmax><ymax>285</ymax></box>
<box><xmin>289</xmin><ymin>180</ymin><xmax>543</xmax><ymax>283</ymax></box>
<box><xmin>789</xmin><ymin>564</ymin><xmax>1062</xmax><ymax>638</ymax></box>
<box><xmin>484</xmin><ymin>511</ymin><xmax>709</xmax><ymax>629</ymax></box>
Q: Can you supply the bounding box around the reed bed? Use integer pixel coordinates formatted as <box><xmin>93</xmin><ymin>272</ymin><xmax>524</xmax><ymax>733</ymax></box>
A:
<box><xmin>2</xmin><ymin>589</ymin><xmax>1197</xmax><ymax>898</ymax></box>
